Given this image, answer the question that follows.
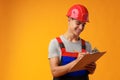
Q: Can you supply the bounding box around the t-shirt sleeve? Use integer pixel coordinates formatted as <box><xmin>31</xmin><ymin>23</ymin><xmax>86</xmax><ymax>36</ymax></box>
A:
<box><xmin>85</xmin><ymin>41</ymin><xmax>92</xmax><ymax>53</ymax></box>
<box><xmin>48</xmin><ymin>39</ymin><xmax>60</xmax><ymax>58</ymax></box>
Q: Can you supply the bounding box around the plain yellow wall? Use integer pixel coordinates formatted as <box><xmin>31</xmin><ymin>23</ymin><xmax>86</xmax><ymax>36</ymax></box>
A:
<box><xmin>0</xmin><ymin>0</ymin><xmax>120</xmax><ymax>80</ymax></box>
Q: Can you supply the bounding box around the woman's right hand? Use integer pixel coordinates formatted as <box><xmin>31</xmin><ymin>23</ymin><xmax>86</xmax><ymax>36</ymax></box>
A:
<box><xmin>76</xmin><ymin>52</ymin><xmax>89</xmax><ymax>61</ymax></box>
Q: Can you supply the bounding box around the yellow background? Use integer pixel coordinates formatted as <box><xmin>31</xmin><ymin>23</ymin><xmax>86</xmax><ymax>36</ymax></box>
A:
<box><xmin>0</xmin><ymin>0</ymin><xmax>120</xmax><ymax>80</ymax></box>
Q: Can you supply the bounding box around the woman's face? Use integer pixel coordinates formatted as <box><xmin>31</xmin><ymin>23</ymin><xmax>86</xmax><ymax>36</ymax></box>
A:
<box><xmin>68</xmin><ymin>18</ymin><xmax>86</xmax><ymax>36</ymax></box>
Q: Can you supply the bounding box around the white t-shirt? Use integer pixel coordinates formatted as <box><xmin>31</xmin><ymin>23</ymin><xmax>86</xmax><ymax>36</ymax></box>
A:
<box><xmin>48</xmin><ymin>35</ymin><xmax>92</xmax><ymax>60</ymax></box>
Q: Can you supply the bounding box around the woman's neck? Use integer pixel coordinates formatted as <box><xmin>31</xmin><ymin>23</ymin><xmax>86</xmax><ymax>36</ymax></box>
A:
<box><xmin>63</xmin><ymin>32</ymin><xmax>80</xmax><ymax>42</ymax></box>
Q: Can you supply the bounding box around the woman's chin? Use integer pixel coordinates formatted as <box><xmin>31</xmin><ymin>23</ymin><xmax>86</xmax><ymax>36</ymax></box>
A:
<box><xmin>75</xmin><ymin>32</ymin><xmax>81</xmax><ymax>36</ymax></box>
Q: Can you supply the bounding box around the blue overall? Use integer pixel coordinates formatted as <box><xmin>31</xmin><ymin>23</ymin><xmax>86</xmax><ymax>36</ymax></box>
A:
<box><xmin>53</xmin><ymin>37</ymin><xmax>89</xmax><ymax>80</ymax></box>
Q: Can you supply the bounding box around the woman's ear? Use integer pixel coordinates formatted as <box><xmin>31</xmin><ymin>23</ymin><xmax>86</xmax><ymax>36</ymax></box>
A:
<box><xmin>68</xmin><ymin>17</ymin><xmax>71</xmax><ymax>22</ymax></box>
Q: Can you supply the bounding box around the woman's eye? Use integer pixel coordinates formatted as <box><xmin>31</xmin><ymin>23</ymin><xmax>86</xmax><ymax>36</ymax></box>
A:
<box><xmin>76</xmin><ymin>22</ymin><xmax>81</xmax><ymax>25</ymax></box>
<box><xmin>82</xmin><ymin>23</ymin><xmax>86</xmax><ymax>27</ymax></box>
<box><xmin>76</xmin><ymin>22</ymin><xmax>85</xmax><ymax>26</ymax></box>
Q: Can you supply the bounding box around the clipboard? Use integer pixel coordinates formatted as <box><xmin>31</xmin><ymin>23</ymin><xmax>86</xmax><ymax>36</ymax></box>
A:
<box><xmin>70</xmin><ymin>51</ymin><xmax>106</xmax><ymax>72</ymax></box>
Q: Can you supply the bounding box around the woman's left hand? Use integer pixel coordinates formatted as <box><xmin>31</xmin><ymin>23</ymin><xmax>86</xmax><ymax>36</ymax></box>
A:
<box><xmin>85</xmin><ymin>62</ymin><xmax>96</xmax><ymax>74</ymax></box>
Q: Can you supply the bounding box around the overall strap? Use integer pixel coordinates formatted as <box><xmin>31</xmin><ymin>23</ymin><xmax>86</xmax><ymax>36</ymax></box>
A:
<box><xmin>56</xmin><ymin>37</ymin><xmax>78</xmax><ymax>57</ymax></box>
<box><xmin>81</xmin><ymin>39</ymin><xmax>86</xmax><ymax>52</ymax></box>
<box><xmin>56</xmin><ymin>37</ymin><xmax>86</xmax><ymax>57</ymax></box>
<box><xmin>56</xmin><ymin>37</ymin><xmax>66</xmax><ymax>52</ymax></box>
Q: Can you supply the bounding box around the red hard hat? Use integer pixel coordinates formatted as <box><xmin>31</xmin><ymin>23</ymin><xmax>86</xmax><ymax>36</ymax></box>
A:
<box><xmin>66</xmin><ymin>4</ymin><xmax>89</xmax><ymax>22</ymax></box>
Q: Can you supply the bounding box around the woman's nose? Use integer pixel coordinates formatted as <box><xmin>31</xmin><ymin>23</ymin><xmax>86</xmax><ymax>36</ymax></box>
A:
<box><xmin>78</xmin><ymin>24</ymin><xmax>84</xmax><ymax>30</ymax></box>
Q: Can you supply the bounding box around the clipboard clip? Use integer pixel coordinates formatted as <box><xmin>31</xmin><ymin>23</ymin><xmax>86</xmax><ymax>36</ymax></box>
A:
<box><xmin>92</xmin><ymin>47</ymin><xmax>99</xmax><ymax>54</ymax></box>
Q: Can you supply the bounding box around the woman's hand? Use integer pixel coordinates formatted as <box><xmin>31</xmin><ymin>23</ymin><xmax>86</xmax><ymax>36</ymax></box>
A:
<box><xmin>85</xmin><ymin>62</ymin><xmax>96</xmax><ymax>74</ymax></box>
<box><xmin>76</xmin><ymin>52</ymin><xmax>89</xmax><ymax>61</ymax></box>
